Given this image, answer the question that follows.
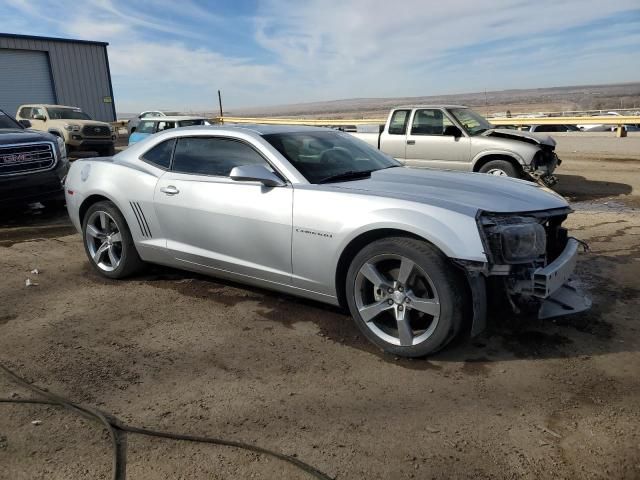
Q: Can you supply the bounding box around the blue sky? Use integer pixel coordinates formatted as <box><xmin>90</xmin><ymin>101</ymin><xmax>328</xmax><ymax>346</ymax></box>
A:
<box><xmin>1</xmin><ymin>0</ymin><xmax>639</xmax><ymax>113</ymax></box>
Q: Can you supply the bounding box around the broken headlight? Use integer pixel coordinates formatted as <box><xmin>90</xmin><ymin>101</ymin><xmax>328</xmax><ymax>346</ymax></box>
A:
<box><xmin>499</xmin><ymin>223</ymin><xmax>546</xmax><ymax>262</ymax></box>
<box><xmin>481</xmin><ymin>216</ymin><xmax>546</xmax><ymax>264</ymax></box>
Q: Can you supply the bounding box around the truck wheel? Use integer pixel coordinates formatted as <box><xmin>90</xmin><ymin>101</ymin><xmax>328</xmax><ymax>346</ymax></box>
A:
<box><xmin>82</xmin><ymin>201</ymin><xmax>143</xmax><ymax>279</ymax></box>
<box><xmin>345</xmin><ymin>237</ymin><xmax>467</xmax><ymax>357</ymax></box>
<box><xmin>478</xmin><ymin>160</ymin><xmax>519</xmax><ymax>178</ymax></box>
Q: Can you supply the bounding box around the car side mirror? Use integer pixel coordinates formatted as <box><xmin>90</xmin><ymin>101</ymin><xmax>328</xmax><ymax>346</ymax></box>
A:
<box><xmin>229</xmin><ymin>164</ymin><xmax>285</xmax><ymax>187</ymax></box>
<box><xmin>443</xmin><ymin>126</ymin><xmax>462</xmax><ymax>137</ymax></box>
<box><xmin>33</xmin><ymin>114</ymin><xmax>46</xmax><ymax>121</ymax></box>
<box><xmin>18</xmin><ymin>119</ymin><xmax>32</xmax><ymax>128</ymax></box>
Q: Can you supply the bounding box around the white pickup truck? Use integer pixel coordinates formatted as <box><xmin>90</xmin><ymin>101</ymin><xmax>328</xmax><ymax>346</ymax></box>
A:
<box><xmin>350</xmin><ymin>105</ymin><xmax>560</xmax><ymax>186</ymax></box>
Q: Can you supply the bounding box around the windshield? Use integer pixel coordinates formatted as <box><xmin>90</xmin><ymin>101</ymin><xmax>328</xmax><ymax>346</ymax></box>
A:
<box><xmin>47</xmin><ymin>107</ymin><xmax>91</xmax><ymax>120</ymax></box>
<box><xmin>263</xmin><ymin>131</ymin><xmax>400</xmax><ymax>184</ymax></box>
<box><xmin>0</xmin><ymin>110</ymin><xmax>22</xmax><ymax>129</ymax></box>
<box><xmin>448</xmin><ymin>108</ymin><xmax>493</xmax><ymax>135</ymax></box>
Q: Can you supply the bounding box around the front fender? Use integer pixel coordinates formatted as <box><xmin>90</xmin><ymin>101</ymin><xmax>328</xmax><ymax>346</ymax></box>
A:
<box><xmin>335</xmin><ymin>207</ymin><xmax>487</xmax><ymax>264</ymax></box>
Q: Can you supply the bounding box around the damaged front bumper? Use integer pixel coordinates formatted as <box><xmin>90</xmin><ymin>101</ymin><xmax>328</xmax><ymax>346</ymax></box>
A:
<box><xmin>518</xmin><ymin>238</ymin><xmax>592</xmax><ymax>319</ymax></box>
<box><xmin>459</xmin><ymin>237</ymin><xmax>591</xmax><ymax>336</ymax></box>
<box><xmin>526</xmin><ymin>151</ymin><xmax>561</xmax><ymax>187</ymax></box>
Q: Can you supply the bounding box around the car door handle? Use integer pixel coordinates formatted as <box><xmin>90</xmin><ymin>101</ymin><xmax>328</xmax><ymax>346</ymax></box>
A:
<box><xmin>406</xmin><ymin>140</ymin><xmax>416</xmax><ymax>145</ymax></box>
<box><xmin>160</xmin><ymin>185</ymin><xmax>180</xmax><ymax>195</ymax></box>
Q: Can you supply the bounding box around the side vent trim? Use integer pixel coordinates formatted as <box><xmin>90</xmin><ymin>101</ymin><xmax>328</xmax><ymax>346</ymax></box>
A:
<box><xmin>130</xmin><ymin>201</ymin><xmax>152</xmax><ymax>238</ymax></box>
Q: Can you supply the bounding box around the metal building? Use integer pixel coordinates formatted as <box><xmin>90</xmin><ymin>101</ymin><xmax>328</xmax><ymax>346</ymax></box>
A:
<box><xmin>0</xmin><ymin>33</ymin><xmax>116</xmax><ymax>122</ymax></box>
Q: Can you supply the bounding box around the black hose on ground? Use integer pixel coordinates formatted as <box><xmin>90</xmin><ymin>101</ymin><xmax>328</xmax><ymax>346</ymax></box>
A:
<box><xmin>0</xmin><ymin>363</ymin><xmax>333</xmax><ymax>480</ymax></box>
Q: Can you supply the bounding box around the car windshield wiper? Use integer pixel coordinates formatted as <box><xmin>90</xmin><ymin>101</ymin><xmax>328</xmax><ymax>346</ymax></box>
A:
<box><xmin>317</xmin><ymin>169</ymin><xmax>376</xmax><ymax>184</ymax></box>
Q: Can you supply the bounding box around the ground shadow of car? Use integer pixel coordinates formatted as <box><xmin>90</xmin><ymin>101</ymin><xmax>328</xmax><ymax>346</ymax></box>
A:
<box><xmin>96</xmin><ymin>264</ymin><xmax>635</xmax><ymax>371</ymax></box>
<box><xmin>554</xmin><ymin>174</ymin><xmax>632</xmax><ymax>201</ymax></box>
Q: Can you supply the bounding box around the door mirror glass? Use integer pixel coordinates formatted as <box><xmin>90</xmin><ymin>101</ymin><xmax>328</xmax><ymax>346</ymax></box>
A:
<box><xmin>18</xmin><ymin>119</ymin><xmax>32</xmax><ymax>128</ymax></box>
<box><xmin>443</xmin><ymin>125</ymin><xmax>463</xmax><ymax>137</ymax></box>
<box><xmin>33</xmin><ymin>114</ymin><xmax>46</xmax><ymax>121</ymax></box>
<box><xmin>230</xmin><ymin>164</ymin><xmax>285</xmax><ymax>187</ymax></box>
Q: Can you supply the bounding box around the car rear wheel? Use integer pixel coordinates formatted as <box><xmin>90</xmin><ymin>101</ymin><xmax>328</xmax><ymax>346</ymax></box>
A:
<box><xmin>345</xmin><ymin>237</ymin><xmax>467</xmax><ymax>357</ymax></box>
<box><xmin>478</xmin><ymin>159</ymin><xmax>520</xmax><ymax>178</ymax></box>
<box><xmin>82</xmin><ymin>201</ymin><xmax>143</xmax><ymax>279</ymax></box>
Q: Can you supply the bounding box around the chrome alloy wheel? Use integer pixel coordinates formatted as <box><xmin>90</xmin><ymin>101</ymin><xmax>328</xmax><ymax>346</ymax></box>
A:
<box><xmin>486</xmin><ymin>168</ymin><xmax>508</xmax><ymax>176</ymax></box>
<box><xmin>354</xmin><ymin>254</ymin><xmax>441</xmax><ymax>347</ymax></box>
<box><xmin>85</xmin><ymin>211</ymin><xmax>123</xmax><ymax>272</ymax></box>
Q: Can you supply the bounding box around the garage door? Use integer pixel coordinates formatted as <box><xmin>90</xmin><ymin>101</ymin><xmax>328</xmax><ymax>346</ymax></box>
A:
<box><xmin>0</xmin><ymin>49</ymin><xmax>56</xmax><ymax>117</ymax></box>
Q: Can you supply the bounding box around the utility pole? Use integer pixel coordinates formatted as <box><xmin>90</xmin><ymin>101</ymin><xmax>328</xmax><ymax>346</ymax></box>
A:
<box><xmin>218</xmin><ymin>90</ymin><xmax>224</xmax><ymax>122</ymax></box>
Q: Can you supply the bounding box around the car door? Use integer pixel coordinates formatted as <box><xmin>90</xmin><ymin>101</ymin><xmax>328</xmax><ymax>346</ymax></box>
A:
<box><xmin>404</xmin><ymin>108</ymin><xmax>471</xmax><ymax>170</ymax></box>
<box><xmin>380</xmin><ymin>109</ymin><xmax>411</xmax><ymax>160</ymax></box>
<box><xmin>153</xmin><ymin>135</ymin><xmax>293</xmax><ymax>285</ymax></box>
<box><xmin>29</xmin><ymin>106</ymin><xmax>48</xmax><ymax>131</ymax></box>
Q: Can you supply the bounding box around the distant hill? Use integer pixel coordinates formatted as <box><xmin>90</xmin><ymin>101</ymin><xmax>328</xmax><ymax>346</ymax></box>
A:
<box><xmin>227</xmin><ymin>82</ymin><xmax>640</xmax><ymax>119</ymax></box>
<box><xmin>116</xmin><ymin>82</ymin><xmax>640</xmax><ymax>120</ymax></box>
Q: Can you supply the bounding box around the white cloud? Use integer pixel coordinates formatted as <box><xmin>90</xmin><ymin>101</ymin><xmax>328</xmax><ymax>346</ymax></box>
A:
<box><xmin>253</xmin><ymin>0</ymin><xmax>640</xmax><ymax>100</ymax></box>
<box><xmin>3</xmin><ymin>0</ymin><xmax>639</xmax><ymax>111</ymax></box>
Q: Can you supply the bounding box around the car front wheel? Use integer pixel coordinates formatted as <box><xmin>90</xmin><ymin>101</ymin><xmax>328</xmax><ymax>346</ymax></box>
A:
<box><xmin>82</xmin><ymin>201</ymin><xmax>143</xmax><ymax>279</ymax></box>
<box><xmin>346</xmin><ymin>237</ymin><xmax>467</xmax><ymax>357</ymax></box>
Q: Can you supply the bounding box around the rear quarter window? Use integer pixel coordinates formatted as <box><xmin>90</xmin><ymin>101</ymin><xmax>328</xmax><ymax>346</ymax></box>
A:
<box><xmin>141</xmin><ymin>139</ymin><xmax>175</xmax><ymax>169</ymax></box>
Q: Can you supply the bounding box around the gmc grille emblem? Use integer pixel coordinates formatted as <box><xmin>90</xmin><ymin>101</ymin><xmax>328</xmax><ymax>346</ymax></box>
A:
<box><xmin>1</xmin><ymin>153</ymin><xmax>27</xmax><ymax>164</ymax></box>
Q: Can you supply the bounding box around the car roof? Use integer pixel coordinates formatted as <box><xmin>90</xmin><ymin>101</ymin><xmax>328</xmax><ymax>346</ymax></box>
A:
<box><xmin>149</xmin><ymin>124</ymin><xmax>332</xmax><ymax>137</ymax></box>
<box><xmin>139</xmin><ymin>116</ymin><xmax>208</xmax><ymax>122</ymax></box>
<box><xmin>394</xmin><ymin>105</ymin><xmax>468</xmax><ymax>109</ymax></box>
<box><xmin>20</xmin><ymin>104</ymin><xmax>82</xmax><ymax>109</ymax></box>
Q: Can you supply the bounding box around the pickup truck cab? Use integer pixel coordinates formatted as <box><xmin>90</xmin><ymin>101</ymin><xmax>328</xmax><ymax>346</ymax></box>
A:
<box><xmin>351</xmin><ymin>105</ymin><xmax>560</xmax><ymax>185</ymax></box>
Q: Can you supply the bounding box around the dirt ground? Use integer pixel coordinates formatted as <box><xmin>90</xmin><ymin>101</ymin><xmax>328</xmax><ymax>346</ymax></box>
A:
<box><xmin>1</xmin><ymin>148</ymin><xmax>639</xmax><ymax>479</ymax></box>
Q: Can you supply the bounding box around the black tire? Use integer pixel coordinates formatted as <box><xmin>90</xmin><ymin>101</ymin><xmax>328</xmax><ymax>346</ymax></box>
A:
<box><xmin>345</xmin><ymin>237</ymin><xmax>468</xmax><ymax>357</ymax></box>
<box><xmin>478</xmin><ymin>159</ymin><xmax>520</xmax><ymax>178</ymax></box>
<box><xmin>82</xmin><ymin>200</ymin><xmax>144</xmax><ymax>279</ymax></box>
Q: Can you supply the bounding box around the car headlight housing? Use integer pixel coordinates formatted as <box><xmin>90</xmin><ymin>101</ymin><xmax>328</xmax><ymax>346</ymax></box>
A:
<box><xmin>481</xmin><ymin>216</ymin><xmax>546</xmax><ymax>264</ymax></box>
<box><xmin>499</xmin><ymin>223</ymin><xmax>546</xmax><ymax>262</ymax></box>
<box><xmin>56</xmin><ymin>135</ymin><xmax>67</xmax><ymax>159</ymax></box>
<box><xmin>64</xmin><ymin>123</ymin><xmax>81</xmax><ymax>132</ymax></box>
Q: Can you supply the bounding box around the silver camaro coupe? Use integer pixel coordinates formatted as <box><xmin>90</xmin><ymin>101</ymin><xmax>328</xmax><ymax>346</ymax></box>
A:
<box><xmin>64</xmin><ymin>125</ymin><xmax>591</xmax><ymax>357</ymax></box>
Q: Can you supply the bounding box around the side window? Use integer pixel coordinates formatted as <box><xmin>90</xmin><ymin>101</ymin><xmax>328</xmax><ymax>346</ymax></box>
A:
<box><xmin>18</xmin><ymin>107</ymin><xmax>31</xmax><ymax>118</ymax></box>
<box><xmin>157</xmin><ymin>121</ymin><xmax>175</xmax><ymax>131</ymax></box>
<box><xmin>388</xmin><ymin>110</ymin><xmax>410</xmax><ymax>135</ymax></box>
<box><xmin>141</xmin><ymin>138</ymin><xmax>175</xmax><ymax>169</ymax></box>
<box><xmin>410</xmin><ymin>109</ymin><xmax>453</xmax><ymax>136</ymax></box>
<box><xmin>137</xmin><ymin>121</ymin><xmax>156</xmax><ymax>134</ymax></box>
<box><xmin>173</xmin><ymin>137</ymin><xmax>268</xmax><ymax>177</ymax></box>
<box><xmin>31</xmin><ymin>107</ymin><xmax>46</xmax><ymax>119</ymax></box>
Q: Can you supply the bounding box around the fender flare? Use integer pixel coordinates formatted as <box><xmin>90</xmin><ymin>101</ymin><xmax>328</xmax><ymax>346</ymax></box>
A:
<box><xmin>47</xmin><ymin>128</ymin><xmax>65</xmax><ymax>139</ymax></box>
<box><xmin>471</xmin><ymin>150</ymin><xmax>526</xmax><ymax>171</ymax></box>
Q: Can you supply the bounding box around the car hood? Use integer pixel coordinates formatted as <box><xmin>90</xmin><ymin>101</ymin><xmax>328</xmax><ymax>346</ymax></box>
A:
<box><xmin>483</xmin><ymin>128</ymin><xmax>556</xmax><ymax>147</ymax></box>
<box><xmin>55</xmin><ymin>119</ymin><xmax>111</xmax><ymax>127</ymax></box>
<box><xmin>0</xmin><ymin>128</ymin><xmax>56</xmax><ymax>144</ymax></box>
<box><xmin>326</xmin><ymin>167</ymin><xmax>568</xmax><ymax>216</ymax></box>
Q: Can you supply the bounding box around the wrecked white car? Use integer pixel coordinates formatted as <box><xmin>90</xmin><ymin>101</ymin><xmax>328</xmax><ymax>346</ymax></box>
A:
<box><xmin>351</xmin><ymin>106</ymin><xmax>560</xmax><ymax>186</ymax></box>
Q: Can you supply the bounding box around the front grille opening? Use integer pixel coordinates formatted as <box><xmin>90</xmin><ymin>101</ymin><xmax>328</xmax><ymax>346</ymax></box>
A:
<box><xmin>83</xmin><ymin>125</ymin><xmax>111</xmax><ymax>137</ymax></box>
<box><xmin>0</xmin><ymin>143</ymin><xmax>56</xmax><ymax>175</ymax></box>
